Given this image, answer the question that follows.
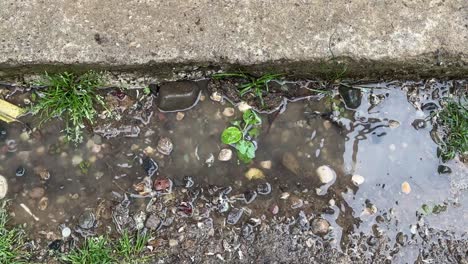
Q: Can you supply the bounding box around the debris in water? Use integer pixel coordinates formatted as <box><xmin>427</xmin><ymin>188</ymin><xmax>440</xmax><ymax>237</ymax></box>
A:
<box><xmin>20</xmin><ymin>203</ymin><xmax>39</xmax><ymax>221</ymax></box>
<box><xmin>259</xmin><ymin>160</ymin><xmax>272</xmax><ymax>169</ymax></box>
<box><xmin>205</xmin><ymin>153</ymin><xmax>215</xmax><ymax>167</ymax></box>
<box><xmin>222</xmin><ymin>107</ymin><xmax>235</xmax><ymax>117</ymax></box>
<box><xmin>282</xmin><ymin>152</ymin><xmax>300</xmax><ymax>175</ymax></box>
<box><xmin>0</xmin><ymin>99</ymin><xmax>25</xmax><ymax>123</ymax></box>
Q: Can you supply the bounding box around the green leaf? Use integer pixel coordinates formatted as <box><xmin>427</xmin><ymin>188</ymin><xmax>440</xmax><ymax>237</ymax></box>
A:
<box><xmin>432</xmin><ymin>204</ymin><xmax>447</xmax><ymax>214</ymax></box>
<box><xmin>236</xmin><ymin>139</ymin><xmax>256</xmax><ymax>159</ymax></box>
<box><xmin>243</xmin><ymin>109</ymin><xmax>261</xmax><ymax>126</ymax></box>
<box><xmin>421</xmin><ymin>204</ymin><xmax>431</xmax><ymax>215</ymax></box>
<box><xmin>221</xmin><ymin>127</ymin><xmax>242</xmax><ymax>144</ymax></box>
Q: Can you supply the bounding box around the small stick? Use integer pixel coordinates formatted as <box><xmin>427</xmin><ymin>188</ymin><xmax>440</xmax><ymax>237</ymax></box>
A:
<box><xmin>20</xmin><ymin>203</ymin><xmax>39</xmax><ymax>221</ymax></box>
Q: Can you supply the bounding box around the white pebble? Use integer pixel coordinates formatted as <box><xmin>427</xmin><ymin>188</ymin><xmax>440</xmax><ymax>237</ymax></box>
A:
<box><xmin>71</xmin><ymin>155</ymin><xmax>83</xmax><ymax>166</ymax></box>
<box><xmin>351</xmin><ymin>174</ymin><xmax>365</xmax><ymax>186</ymax></box>
<box><xmin>237</xmin><ymin>101</ymin><xmax>252</xmax><ymax>112</ymax></box>
<box><xmin>210</xmin><ymin>92</ymin><xmax>223</xmax><ymax>102</ymax></box>
<box><xmin>260</xmin><ymin>160</ymin><xmax>272</xmax><ymax>169</ymax></box>
<box><xmin>0</xmin><ymin>175</ymin><xmax>8</xmax><ymax>199</ymax></box>
<box><xmin>316</xmin><ymin>165</ymin><xmax>336</xmax><ymax>184</ymax></box>
<box><xmin>62</xmin><ymin>227</ymin><xmax>71</xmax><ymax>238</ymax></box>
<box><xmin>218</xmin><ymin>149</ymin><xmax>233</xmax><ymax>161</ymax></box>
<box><xmin>222</xmin><ymin>107</ymin><xmax>235</xmax><ymax>117</ymax></box>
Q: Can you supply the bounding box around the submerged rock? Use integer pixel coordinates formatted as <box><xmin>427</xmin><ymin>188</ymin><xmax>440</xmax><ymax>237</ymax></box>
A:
<box><xmin>282</xmin><ymin>152</ymin><xmax>300</xmax><ymax>175</ymax></box>
<box><xmin>227</xmin><ymin>208</ymin><xmax>243</xmax><ymax>225</ymax></box>
<box><xmin>351</xmin><ymin>174</ymin><xmax>365</xmax><ymax>186</ymax></box>
<box><xmin>218</xmin><ymin>148</ymin><xmax>233</xmax><ymax>161</ymax></box>
<box><xmin>78</xmin><ymin>211</ymin><xmax>96</xmax><ymax>229</ymax></box>
<box><xmin>15</xmin><ymin>166</ymin><xmax>26</xmax><ymax>177</ymax></box>
<box><xmin>316</xmin><ymin>165</ymin><xmax>335</xmax><ymax>184</ymax></box>
<box><xmin>437</xmin><ymin>165</ymin><xmax>452</xmax><ymax>174</ymax></box>
<box><xmin>142</xmin><ymin>157</ymin><xmax>158</xmax><ymax>177</ymax></box>
<box><xmin>29</xmin><ymin>187</ymin><xmax>45</xmax><ymax>199</ymax></box>
<box><xmin>0</xmin><ymin>122</ymin><xmax>7</xmax><ymax>142</ymax></box>
<box><xmin>245</xmin><ymin>168</ymin><xmax>265</xmax><ymax>180</ymax></box>
<box><xmin>339</xmin><ymin>86</ymin><xmax>362</xmax><ymax>109</ymax></box>
<box><xmin>401</xmin><ymin>181</ymin><xmax>411</xmax><ymax>194</ymax></box>
<box><xmin>243</xmin><ymin>190</ymin><xmax>257</xmax><ymax>204</ymax></box>
<box><xmin>256</xmin><ymin>183</ymin><xmax>272</xmax><ymax>195</ymax></box>
<box><xmin>155</xmin><ymin>81</ymin><xmax>201</xmax><ymax>112</ymax></box>
<box><xmin>0</xmin><ymin>175</ymin><xmax>7</xmax><ymax>199</ymax></box>
<box><xmin>311</xmin><ymin>218</ymin><xmax>330</xmax><ymax>236</ymax></box>
<box><xmin>157</xmin><ymin>137</ymin><xmax>173</xmax><ymax>156</ymax></box>
<box><xmin>154</xmin><ymin>177</ymin><xmax>173</xmax><ymax>193</ymax></box>
<box><xmin>145</xmin><ymin>214</ymin><xmax>161</xmax><ymax>230</ymax></box>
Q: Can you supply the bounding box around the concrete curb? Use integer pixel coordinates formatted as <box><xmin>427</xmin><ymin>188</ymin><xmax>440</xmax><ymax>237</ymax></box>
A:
<box><xmin>1</xmin><ymin>0</ymin><xmax>467</xmax><ymax>78</ymax></box>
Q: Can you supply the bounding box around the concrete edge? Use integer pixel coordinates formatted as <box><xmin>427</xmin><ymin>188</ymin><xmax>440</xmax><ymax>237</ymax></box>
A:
<box><xmin>1</xmin><ymin>54</ymin><xmax>467</xmax><ymax>82</ymax></box>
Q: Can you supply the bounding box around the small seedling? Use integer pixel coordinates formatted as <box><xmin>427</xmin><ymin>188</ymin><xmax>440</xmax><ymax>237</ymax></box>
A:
<box><xmin>221</xmin><ymin>109</ymin><xmax>261</xmax><ymax>163</ymax></box>
<box><xmin>31</xmin><ymin>71</ymin><xmax>107</xmax><ymax>144</ymax></box>
<box><xmin>115</xmin><ymin>231</ymin><xmax>150</xmax><ymax>263</ymax></box>
<box><xmin>62</xmin><ymin>236</ymin><xmax>114</xmax><ymax>264</ymax></box>
<box><xmin>0</xmin><ymin>201</ymin><xmax>29</xmax><ymax>264</ymax></box>
<box><xmin>435</xmin><ymin>98</ymin><xmax>467</xmax><ymax>161</ymax></box>
<box><xmin>213</xmin><ymin>72</ymin><xmax>282</xmax><ymax>107</ymax></box>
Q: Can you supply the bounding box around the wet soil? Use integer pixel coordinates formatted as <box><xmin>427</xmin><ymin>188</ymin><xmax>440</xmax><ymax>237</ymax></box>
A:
<box><xmin>0</xmin><ymin>78</ymin><xmax>466</xmax><ymax>263</ymax></box>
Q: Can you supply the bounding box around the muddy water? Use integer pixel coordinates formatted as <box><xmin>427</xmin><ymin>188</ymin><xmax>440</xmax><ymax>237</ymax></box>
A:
<box><xmin>0</xmin><ymin>80</ymin><xmax>466</xmax><ymax>259</ymax></box>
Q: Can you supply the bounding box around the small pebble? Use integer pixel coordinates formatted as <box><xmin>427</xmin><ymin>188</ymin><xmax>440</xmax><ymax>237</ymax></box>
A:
<box><xmin>157</xmin><ymin>137</ymin><xmax>173</xmax><ymax>156</ymax></box>
<box><xmin>15</xmin><ymin>166</ymin><xmax>26</xmax><ymax>177</ymax></box>
<box><xmin>237</xmin><ymin>101</ymin><xmax>251</xmax><ymax>112</ymax></box>
<box><xmin>0</xmin><ymin>175</ymin><xmax>8</xmax><ymax>199</ymax></box>
<box><xmin>245</xmin><ymin>168</ymin><xmax>265</xmax><ymax>180</ymax></box>
<box><xmin>316</xmin><ymin>165</ymin><xmax>335</xmax><ymax>184</ymax></box>
<box><xmin>176</xmin><ymin>112</ymin><xmax>185</xmax><ymax>121</ymax></box>
<box><xmin>351</xmin><ymin>174</ymin><xmax>365</xmax><ymax>186</ymax></box>
<box><xmin>218</xmin><ymin>149</ymin><xmax>233</xmax><ymax>161</ymax></box>
<box><xmin>311</xmin><ymin>218</ymin><xmax>330</xmax><ymax>236</ymax></box>
<box><xmin>210</xmin><ymin>92</ymin><xmax>222</xmax><ymax>102</ymax></box>
<box><xmin>38</xmin><ymin>197</ymin><xmax>48</xmax><ymax>210</ymax></box>
<box><xmin>222</xmin><ymin>107</ymin><xmax>235</xmax><ymax>117</ymax></box>
<box><xmin>269</xmin><ymin>204</ymin><xmax>279</xmax><ymax>215</ymax></box>
<box><xmin>401</xmin><ymin>181</ymin><xmax>411</xmax><ymax>194</ymax></box>
<box><xmin>280</xmin><ymin>192</ymin><xmax>290</xmax><ymax>200</ymax></box>
<box><xmin>169</xmin><ymin>239</ymin><xmax>178</xmax><ymax>247</ymax></box>
<box><xmin>61</xmin><ymin>227</ymin><xmax>71</xmax><ymax>238</ymax></box>
<box><xmin>71</xmin><ymin>155</ymin><xmax>83</xmax><ymax>166</ymax></box>
<box><xmin>259</xmin><ymin>160</ymin><xmax>272</xmax><ymax>169</ymax></box>
<box><xmin>29</xmin><ymin>187</ymin><xmax>45</xmax><ymax>199</ymax></box>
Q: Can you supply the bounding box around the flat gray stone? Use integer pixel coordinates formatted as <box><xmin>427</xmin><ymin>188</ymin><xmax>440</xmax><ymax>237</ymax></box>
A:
<box><xmin>156</xmin><ymin>81</ymin><xmax>201</xmax><ymax>112</ymax></box>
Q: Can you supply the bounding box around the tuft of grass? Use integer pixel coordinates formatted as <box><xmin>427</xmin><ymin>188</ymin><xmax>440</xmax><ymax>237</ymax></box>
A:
<box><xmin>31</xmin><ymin>71</ymin><xmax>107</xmax><ymax>144</ymax></box>
<box><xmin>0</xmin><ymin>201</ymin><xmax>28</xmax><ymax>264</ymax></box>
<box><xmin>62</xmin><ymin>236</ymin><xmax>115</xmax><ymax>264</ymax></box>
<box><xmin>213</xmin><ymin>72</ymin><xmax>282</xmax><ymax>107</ymax></box>
<box><xmin>436</xmin><ymin>98</ymin><xmax>467</xmax><ymax>161</ymax></box>
<box><xmin>115</xmin><ymin>231</ymin><xmax>150</xmax><ymax>263</ymax></box>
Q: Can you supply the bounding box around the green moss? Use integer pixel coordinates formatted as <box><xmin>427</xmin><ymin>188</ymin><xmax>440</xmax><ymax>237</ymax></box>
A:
<box><xmin>436</xmin><ymin>98</ymin><xmax>467</xmax><ymax>161</ymax></box>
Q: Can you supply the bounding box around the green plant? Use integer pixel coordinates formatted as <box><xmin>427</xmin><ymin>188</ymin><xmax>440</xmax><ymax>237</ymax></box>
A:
<box><xmin>221</xmin><ymin>109</ymin><xmax>261</xmax><ymax>163</ymax></box>
<box><xmin>31</xmin><ymin>71</ymin><xmax>107</xmax><ymax>144</ymax></box>
<box><xmin>420</xmin><ymin>202</ymin><xmax>447</xmax><ymax>215</ymax></box>
<box><xmin>115</xmin><ymin>231</ymin><xmax>150</xmax><ymax>263</ymax></box>
<box><xmin>0</xmin><ymin>201</ymin><xmax>28</xmax><ymax>264</ymax></box>
<box><xmin>435</xmin><ymin>98</ymin><xmax>467</xmax><ymax>161</ymax></box>
<box><xmin>62</xmin><ymin>236</ymin><xmax>114</xmax><ymax>264</ymax></box>
<box><xmin>213</xmin><ymin>72</ymin><xmax>282</xmax><ymax>107</ymax></box>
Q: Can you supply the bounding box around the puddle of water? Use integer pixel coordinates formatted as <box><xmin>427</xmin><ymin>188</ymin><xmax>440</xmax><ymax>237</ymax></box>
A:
<box><xmin>0</xmin><ymin>80</ymin><xmax>466</xmax><ymax>257</ymax></box>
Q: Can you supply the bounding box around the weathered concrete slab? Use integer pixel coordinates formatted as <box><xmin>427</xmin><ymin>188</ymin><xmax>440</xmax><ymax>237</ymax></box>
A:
<box><xmin>0</xmin><ymin>0</ymin><xmax>467</xmax><ymax>78</ymax></box>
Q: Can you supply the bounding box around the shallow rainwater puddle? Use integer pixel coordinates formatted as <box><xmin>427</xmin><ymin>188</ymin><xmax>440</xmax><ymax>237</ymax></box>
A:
<box><xmin>0</xmin><ymin>80</ymin><xmax>466</xmax><ymax>262</ymax></box>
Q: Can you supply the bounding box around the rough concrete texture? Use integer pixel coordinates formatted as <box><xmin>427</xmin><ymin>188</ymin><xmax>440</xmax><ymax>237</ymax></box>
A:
<box><xmin>0</xmin><ymin>0</ymin><xmax>467</xmax><ymax>77</ymax></box>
